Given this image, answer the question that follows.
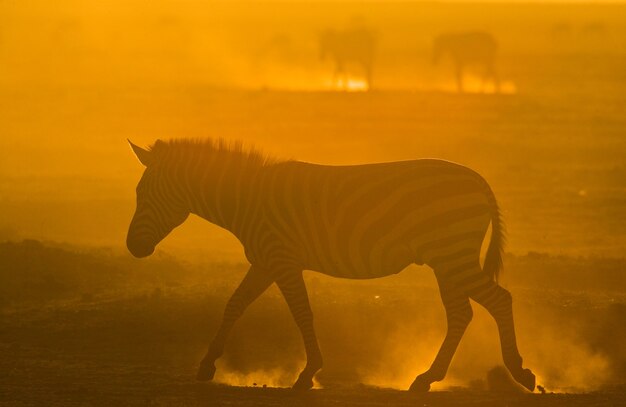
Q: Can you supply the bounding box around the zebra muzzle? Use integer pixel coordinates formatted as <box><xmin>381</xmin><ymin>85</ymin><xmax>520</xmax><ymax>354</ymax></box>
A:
<box><xmin>127</xmin><ymin>238</ymin><xmax>155</xmax><ymax>258</ymax></box>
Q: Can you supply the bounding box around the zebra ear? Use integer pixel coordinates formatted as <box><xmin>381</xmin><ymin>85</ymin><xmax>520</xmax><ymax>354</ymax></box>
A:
<box><xmin>128</xmin><ymin>139</ymin><xmax>152</xmax><ymax>167</ymax></box>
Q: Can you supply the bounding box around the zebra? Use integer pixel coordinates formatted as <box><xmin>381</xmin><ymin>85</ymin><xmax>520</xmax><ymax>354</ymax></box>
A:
<box><xmin>433</xmin><ymin>31</ymin><xmax>500</xmax><ymax>93</ymax></box>
<box><xmin>319</xmin><ymin>28</ymin><xmax>376</xmax><ymax>91</ymax></box>
<box><xmin>126</xmin><ymin>138</ymin><xmax>536</xmax><ymax>392</ymax></box>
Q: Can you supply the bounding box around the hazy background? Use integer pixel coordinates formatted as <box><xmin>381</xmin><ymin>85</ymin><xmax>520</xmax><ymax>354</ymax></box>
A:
<box><xmin>1</xmin><ymin>1</ymin><xmax>625</xmax><ymax>404</ymax></box>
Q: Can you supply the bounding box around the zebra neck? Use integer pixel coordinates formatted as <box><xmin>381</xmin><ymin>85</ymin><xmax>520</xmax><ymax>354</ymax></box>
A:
<box><xmin>189</xmin><ymin>158</ymin><xmax>262</xmax><ymax>241</ymax></box>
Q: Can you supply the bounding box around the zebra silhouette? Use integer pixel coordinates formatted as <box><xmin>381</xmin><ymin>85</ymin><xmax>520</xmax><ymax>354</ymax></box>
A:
<box><xmin>319</xmin><ymin>28</ymin><xmax>376</xmax><ymax>91</ymax></box>
<box><xmin>433</xmin><ymin>31</ymin><xmax>499</xmax><ymax>93</ymax></box>
<box><xmin>126</xmin><ymin>139</ymin><xmax>535</xmax><ymax>392</ymax></box>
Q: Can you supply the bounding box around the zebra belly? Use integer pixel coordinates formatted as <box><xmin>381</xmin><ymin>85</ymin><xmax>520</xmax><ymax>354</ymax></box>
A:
<box><xmin>302</xmin><ymin>208</ymin><xmax>490</xmax><ymax>279</ymax></box>
<box><xmin>302</xmin><ymin>242</ymin><xmax>415</xmax><ymax>279</ymax></box>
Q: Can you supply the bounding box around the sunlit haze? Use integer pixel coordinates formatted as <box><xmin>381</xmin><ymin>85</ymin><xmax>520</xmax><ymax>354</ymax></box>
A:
<box><xmin>1</xmin><ymin>1</ymin><xmax>625</xmax><ymax>405</ymax></box>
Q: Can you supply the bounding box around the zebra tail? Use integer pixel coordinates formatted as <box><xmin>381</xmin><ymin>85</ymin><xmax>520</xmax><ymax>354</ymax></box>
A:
<box><xmin>483</xmin><ymin>187</ymin><xmax>506</xmax><ymax>282</ymax></box>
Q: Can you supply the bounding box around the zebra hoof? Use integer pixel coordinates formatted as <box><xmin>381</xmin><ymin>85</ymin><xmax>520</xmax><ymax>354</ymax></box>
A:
<box><xmin>409</xmin><ymin>376</ymin><xmax>431</xmax><ymax>393</ymax></box>
<box><xmin>196</xmin><ymin>362</ymin><xmax>216</xmax><ymax>381</ymax></box>
<box><xmin>292</xmin><ymin>375</ymin><xmax>314</xmax><ymax>392</ymax></box>
<box><xmin>516</xmin><ymin>368</ymin><xmax>536</xmax><ymax>392</ymax></box>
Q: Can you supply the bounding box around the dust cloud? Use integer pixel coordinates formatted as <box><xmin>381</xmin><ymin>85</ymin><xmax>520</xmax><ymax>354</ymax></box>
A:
<box><xmin>183</xmin><ymin>266</ymin><xmax>623</xmax><ymax>392</ymax></box>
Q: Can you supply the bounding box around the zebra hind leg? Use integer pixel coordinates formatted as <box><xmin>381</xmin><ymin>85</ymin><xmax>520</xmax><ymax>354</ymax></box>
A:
<box><xmin>275</xmin><ymin>271</ymin><xmax>323</xmax><ymax>391</ymax></box>
<box><xmin>469</xmin><ymin>281</ymin><xmax>536</xmax><ymax>391</ymax></box>
<box><xmin>197</xmin><ymin>266</ymin><xmax>273</xmax><ymax>381</ymax></box>
<box><xmin>410</xmin><ymin>275</ymin><xmax>473</xmax><ymax>392</ymax></box>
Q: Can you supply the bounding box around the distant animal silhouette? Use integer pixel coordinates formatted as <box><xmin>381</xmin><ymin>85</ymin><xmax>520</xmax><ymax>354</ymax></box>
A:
<box><xmin>433</xmin><ymin>31</ymin><xmax>499</xmax><ymax>93</ymax></box>
<box><xmin>126</xmin><ymin>138</ymin><xmax>535</xmax><ymax>393</ymax></box>
<box><xmin>319</xmin><ymin>28</ymin><xmax>376</xmax><ymax>90</ymax></box>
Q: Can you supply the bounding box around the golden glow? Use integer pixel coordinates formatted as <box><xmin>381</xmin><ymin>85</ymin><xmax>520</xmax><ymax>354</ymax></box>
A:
<box><xmin>437</xmin><ymin>78</ymin><xmax>518</xmax><ymax>95</ymax></box>
<box><xmin>214</xmin><ymin>366</ymin><xmax>296</xmax><ymax>388</ymax></box>
<box><xmin>1</xmin><ymin>0</ymin><xmax>625</xmax><ymax>400</ymax></box>
<box><xmin>325</xmin><ymin>78</ymin><xmax>369</xmax><ymax>92</ymax></box>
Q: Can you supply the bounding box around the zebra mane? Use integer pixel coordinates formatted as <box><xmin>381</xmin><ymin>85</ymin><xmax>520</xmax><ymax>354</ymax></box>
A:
<box><xmin>147</xmin><ymin>138</ymin><xmax>280</xmax><ymax>168</ymax></box>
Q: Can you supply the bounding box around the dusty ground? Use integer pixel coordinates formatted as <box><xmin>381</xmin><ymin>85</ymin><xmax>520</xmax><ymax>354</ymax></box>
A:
<box><xmin>1</xmin><ymin>243</ymin><xmax>625</xmax><ymax>405</ymax></box>
<box><xmin>1</xmin><ymin>296</ymin><xmax>624</xmax><ymax>406</ymax></box>
<box><xmin>5</xmin><ymin>382</ymin><xmax>622</xmax><ymax>407</ymax></box>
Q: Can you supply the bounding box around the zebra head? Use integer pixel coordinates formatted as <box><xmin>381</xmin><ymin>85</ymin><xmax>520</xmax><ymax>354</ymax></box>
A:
<box><xmin>126</xmin><ymin>140</ymin><xmax>189</xmax><ymax>258</ymax></box>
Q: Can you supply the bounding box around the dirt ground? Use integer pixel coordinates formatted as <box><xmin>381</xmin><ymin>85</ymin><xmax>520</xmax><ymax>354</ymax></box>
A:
<box><xmin>1</xmin><ymin>243</ymin><xmax>625</xmax><ymax>405</ymax></box>
<box><xmin>1</xmin><ymin>295</ymin><xmax>624</xmax><ymax>407</ymax></box>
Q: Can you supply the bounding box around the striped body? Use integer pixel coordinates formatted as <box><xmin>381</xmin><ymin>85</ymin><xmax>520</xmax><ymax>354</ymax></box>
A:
<box><xmin>257</xmin><ymin>160</ymin><xmax>490</xmax><ymax>280</ymax></box>
<box><xmin>126</xmin><ymin>139</ymin><xmax>535</xmax><ymax>392</ymax></box>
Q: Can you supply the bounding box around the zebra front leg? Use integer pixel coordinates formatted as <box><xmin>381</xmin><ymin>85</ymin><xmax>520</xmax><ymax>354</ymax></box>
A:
<box><xmin>276</xmin><ymin>271</ymin><xmax>323</xmax><ymax>391</ymax></box>
<box><xmin>469</xmin><ymin>281</ymin><xmax>535</xmax><ymax>391</ymax></box>
<box><xmin>197</xmin><ymin>265</ymin><xmax>274</xmax><ymax>381</ymax></box>
<box><xmin>410</xmin><ymin>278</ymin><xmax>472</xmax><ymax>392</ymax></box>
